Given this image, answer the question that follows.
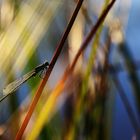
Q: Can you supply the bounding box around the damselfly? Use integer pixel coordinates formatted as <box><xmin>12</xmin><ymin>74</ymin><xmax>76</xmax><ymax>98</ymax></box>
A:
<box><xmin>0</xmin><ymin>61</ymin><xmax>49</xmax><ymax>102</ymax></box>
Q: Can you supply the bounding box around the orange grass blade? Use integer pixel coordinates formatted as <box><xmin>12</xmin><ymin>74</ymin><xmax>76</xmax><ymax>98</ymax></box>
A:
<box><xmin>26</xmin><ymin>72</ymin><xmax>67</xmax><ymax>140</ymax></box>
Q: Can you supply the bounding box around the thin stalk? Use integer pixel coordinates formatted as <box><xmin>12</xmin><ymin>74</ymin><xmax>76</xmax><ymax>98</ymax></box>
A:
<box><xmin>15</xmin><ymin>0</ymin><xmax>84</xmax><ymax>139</ymax></box>
<box><xmin>70</xmin><ymin>0</ymin><xmax>116</xmax><ymax>72</ymax></box>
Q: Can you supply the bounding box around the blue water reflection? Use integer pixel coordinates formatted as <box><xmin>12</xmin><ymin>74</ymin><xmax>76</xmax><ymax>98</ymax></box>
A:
<box><xmin>112</xmin><ymin>1</ymin><xmax>140</xmax><ymax>139</ymax></box>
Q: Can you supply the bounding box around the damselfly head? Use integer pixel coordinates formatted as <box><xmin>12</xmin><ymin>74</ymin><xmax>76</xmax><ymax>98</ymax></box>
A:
<box><xmin>44</xmin><ymin>61</ymin><xmax>49</xmax><ymax>67</ymax></box>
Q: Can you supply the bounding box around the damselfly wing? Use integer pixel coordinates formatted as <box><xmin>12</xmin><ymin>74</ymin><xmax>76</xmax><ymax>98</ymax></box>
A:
<box><xmin>3</xmin><ymin>70</ymin><xmax>36</xmax><ymax>96</ymax></box>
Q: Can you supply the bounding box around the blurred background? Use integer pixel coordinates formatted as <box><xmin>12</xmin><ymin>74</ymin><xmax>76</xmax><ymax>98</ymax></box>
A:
<box><xmin>0</xmin><ymin>0</ymin><xmax>140</xmax><ymax>140</ymax></box>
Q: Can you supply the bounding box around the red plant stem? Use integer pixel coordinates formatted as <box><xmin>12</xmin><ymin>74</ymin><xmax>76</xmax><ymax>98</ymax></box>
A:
<box><xmin>15</xmin><ymin>0</ymin><xmax>84</xmax><ymax>139</ymax></box>
<box><xmin>70</xmin><ymin>0</ymin><xmax>116</xmax><ymax>72</ymax></box>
